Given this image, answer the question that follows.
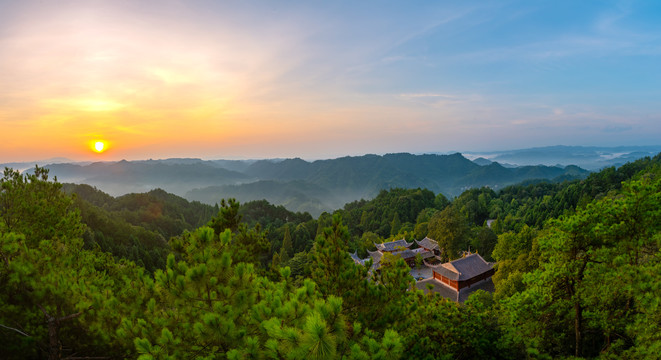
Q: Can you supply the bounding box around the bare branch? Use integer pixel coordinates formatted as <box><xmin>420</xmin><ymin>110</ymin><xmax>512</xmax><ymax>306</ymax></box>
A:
<box><xmin>0</xmin><ymin>323</ymin><xmax>31</xmax><ymax>337</ymax></box>
<box><xmin>57</xmin><ymin>309</ymin><xmax>89</xmax><ymax>323</ymax></box>
<box><xmin>37</xmin><ymin>303</ymin><xmax>53</xmax><ymax>320</ymax></box>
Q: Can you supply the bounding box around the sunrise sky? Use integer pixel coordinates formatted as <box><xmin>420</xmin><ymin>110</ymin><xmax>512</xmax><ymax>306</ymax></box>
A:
<box><xmin>1</xmin><ymin>0</ymin><xmax>660</xmax><ymax>162</ymax></box>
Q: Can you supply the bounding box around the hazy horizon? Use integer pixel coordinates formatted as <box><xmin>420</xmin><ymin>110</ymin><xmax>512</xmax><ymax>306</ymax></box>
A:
<box><xmin>3</xmin><ymin>144</ymin><xmax>661</xmax><ymax>167</ymax></box>
<box><xmin>2</xmin><ymin>1</ymin><xmax>661</xmax><ymax>162</ymax></box>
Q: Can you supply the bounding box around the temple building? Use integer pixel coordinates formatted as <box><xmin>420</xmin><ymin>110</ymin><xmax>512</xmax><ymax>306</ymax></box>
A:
<box><xmin>374</xmin><ymin>239</ymin><xmax>413</xmax><ymax>252</ymax></box>
<box><xmin>415</xmin><ymin>237</ymin><xmax>441</xmax><ymax>256</ymax></box>
<box><xmin>426</xmin><ymin>253</ymin><xmax>494</xmax><ymax>291</ymax></box>
<box><xmin>351</xmin><ymin>239</ymin><xmax>497</xmax><ymax>303</ymax></box>
<box><xmin>350</xmin><ymin>238</ymin><xmax>434</xmax><ymax>269</ymax></box>
<box><xmin>417</xmin><ymin>252</ymin><xmax>495</xmax><ymax>302</ymax></box>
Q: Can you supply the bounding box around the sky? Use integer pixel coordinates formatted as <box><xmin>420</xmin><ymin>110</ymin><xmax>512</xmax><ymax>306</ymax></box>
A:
<box><xmin>1</xmin><ymin>0</ymin><xmax>660</xmax><ymax>162</ymax></box>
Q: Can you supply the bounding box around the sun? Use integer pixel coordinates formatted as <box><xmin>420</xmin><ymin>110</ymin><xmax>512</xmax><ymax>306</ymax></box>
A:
<box><xmin>93</xmin><ymin>141</ymin><xmax>106</xmax><ymax>153</ymax></box>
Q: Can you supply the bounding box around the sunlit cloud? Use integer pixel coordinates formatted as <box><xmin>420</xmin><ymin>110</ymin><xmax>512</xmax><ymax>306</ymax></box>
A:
<box><xmin>44</xmin><ymin>98</ymin><xmax>127</xmax><ymax>112</ymax></box>
<box><xmin>147</xmin><ymin>67</ymin><xmax>197</xmax><ymax>85</ymax></box>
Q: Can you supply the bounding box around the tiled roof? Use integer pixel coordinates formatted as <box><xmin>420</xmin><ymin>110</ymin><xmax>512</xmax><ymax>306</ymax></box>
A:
<box><xmin>367</xmin><ymin>249</ymin><xmax>383</xmax><ymax>264</ymax></box>
<box><xmin>349</xmin><ymin>251</ymin><xmax>367</xmax><ymax>266</ymax></box>
<box><xmin>451</xmin><ymin>253</ymin><xmax>493</xmax><ymax>280</ymax></box>
<box><xmin>349</xmin><ymin>251</ymin><xmax>360</xmax><ymax>261</ymax></box>
<box><xmin>379</xmin><ymin>247</ymin><xmax>433</xmax><ymax>261</ymax></box>
<box><xmin>374</xmin><ymin>239</ymin><xmax>413</xmax><ymax>252</ymax></box>
<box><xmin>361</xmin><ymin>246</ymin><xmax>436</xmax><ymax>271</ymax></box>
<box><xmin>391</xmin><ymin>249</ymin><xmax>416</xmax><ymax>260</ymax></box>
<box><xmin>427</xmin><ymin>253</ymin><xmax>493</xmax><ymax>281</ymax></box>
<box><xmin>406</xmin><ymin>247</ymin><xmax>434</xmax><ymax>259</ymax></box>
<box><xmin>415</xmin><ymin>237</ymin><xmax>439</xmax><ymax>250</ymax></box>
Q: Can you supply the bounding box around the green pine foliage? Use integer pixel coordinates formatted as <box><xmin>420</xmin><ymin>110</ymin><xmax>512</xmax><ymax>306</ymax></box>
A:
<box><xmin>500</xmin><ymin>175</ymin><xmax>661</xmax><ymax>358</ymax></box>
<box><xmin>1</xmin><ymin>167</ymin><xmax>83</xmax><ymax>245</ymax></box>
<box><xmin>339</xmin><ymin>188</ymin><xmax>437</xmax><ymax>238</ymax></box>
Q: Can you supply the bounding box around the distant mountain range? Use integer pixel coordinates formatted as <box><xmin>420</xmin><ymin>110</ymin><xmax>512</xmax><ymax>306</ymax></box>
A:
<box><xmin>0</xmin><ymin>150</ymin><xmax>601</xmax><ymax>216</ymax></box>
<box><xmin>5</xmin><ymin>146</ymin><xmax>658</xmax><ymax>216</ymax></box>
<box><xmin>187</xmin><ymin>153</ymin><xmax>589</xmax><ymax>215</ymax></box>
<box><xmin>461</xmin><ymin>145</ymin><xmax>661</xmax><ymax>170</ymax></box>
<box><xmin>0</xmin><ymin>157</ymin><xmax>79</xmax><ymax>172</ymax></box>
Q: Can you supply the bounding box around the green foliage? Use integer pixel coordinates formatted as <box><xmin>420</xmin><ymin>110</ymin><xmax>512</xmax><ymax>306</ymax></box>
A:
<box><xmin>64</xmin><ymin>183</ymin><xmax>216</xmax><ymax>238</ymax></box>
<box><xmin>74</xmin><ymin>196</ymin><xmax>169</xmax><ymax>271</ymax></box>
<box><xmin>427</xmin><ymin>206</ymin><xmax>470</xmax><ymax>260</ymax></box>
<box><xmin>2</xmin><ymin>153</ymin><xmax>661</xmax><ymax>359</ymax></box>
<box><xmin>1</xmin><ymin>166</ymin><xmax>83</xmax><ymax>245</ymax></box>
<box><xmin>282</xmin><ymin>225</ymin><xmax>294</xmax><ymax>261</ymax></box>
<box><xmin>470</xmin><ymin>226</ymin><xmax>498</xmax><ymax>261</ymax></box>
<box><xmin>453</xmin><ymin>187</ymin><xmax>496</xmax><ymax>226</ymax></box>
<box><xmin>310</xmin><ymin>215</ymin><xmax>410</xmax><ymax>333</ymax></box>
<box><xmin>209</xmin><ymin>198</ymin><xmax>242</xmax><ymax>234</ymax></box>
<box><xmin>240</xmin><ymin>199</ymin><xmax>313</xmax><ymax>229</ymax></box>
<box><xmin>292</xmin><ymin>220</ymin><xmax>316</xmax><ymax>253</ymax></box>
<box><xmin>500</xmin><ymin>176</ymin><xmax>661</xmax><ymax>358</ymax></box>
<box><xmin>310</xmin><ymin>214</ymin><xmax>367</xmax><ymax>307</ymax></box>
<box><xmin>339</xmin><ymin>188</ymin><xmax>436</xmax><ymax>238</ymax></box>
<box><xmin>283</xmin><ymin>251</ymin><xmax>310</xmax><ymax>281</ymax></box>
<box><xmin>490</xmin><ymin>153</ymin><xmax>661</xmax><ymax>232</ymax></box>
<box><xmin>128</xmin><ymin>221</ymin><xmax>401</xmax><ymax>359</ymax></box>
<box><xmin>0</xmin><ymin>232</ymin><xmax>140</xmax><ymax>358</ymax></box>
<box><xmin>63</xmin><ymin>183</ymin><xmax>220</xmax><ymax>272</ymax></box>
<box><xmin>351</xmin><ymin>231</ymin><xmax>382</xmax><ymax>258</ymax></box>
<box><xmin>0</xmin><ymin>169</ymin><xmax>146</xmax><ymax>358</ymax></box>
<box><xmin>389</xmin><ymin>212</ymin><xmax>402</xmax><ymax>236</ymax></box>
<box><xmin>396</xmin><ymin>290</ymin><xmax>507</xmax><ymax>359</ymax></box>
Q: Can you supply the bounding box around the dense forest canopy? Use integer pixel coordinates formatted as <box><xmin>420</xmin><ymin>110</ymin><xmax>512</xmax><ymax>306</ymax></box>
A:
<box><xmin>1</xmin><ymin>154</ymin><xmax>660</xmax><ymax>359</ymax></box>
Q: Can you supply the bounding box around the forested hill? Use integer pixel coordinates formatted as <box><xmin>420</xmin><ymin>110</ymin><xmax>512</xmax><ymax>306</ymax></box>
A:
<box><xmin>187</xmin><ymin>153</ymin><xmax>588</xmax><ymax>215</ymax></box>
<box><xmin>36</xmin><ymin>152</ymin><xmax>589</xmax><ymax>216</ymax></box>
<box><xmin>230</xmin><ymin>152</ymin><xmax>588</xmax><ymax>196</ymax></box>
<box><xmin>58</xmin><ymin>152</ymin><xmax>661</xmax><ymax>273</ymax></box>
<box><xmin>1</xmin><ymin>154</ymin><xmax>659</xmax><ymax>358</ymax></box>
<box><xmin>61</xmin><ymin>183</ymin><xmax>313</xmax><ymax>271</ymax></box>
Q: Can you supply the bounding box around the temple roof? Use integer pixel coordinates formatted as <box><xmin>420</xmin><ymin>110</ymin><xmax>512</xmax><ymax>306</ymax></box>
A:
<box><xmin>358</xmin><ymin>246</ymin><xmax>435</xmax><ymax>271</ymax></box>
<box><xmin>374</xmin><ymin>239</ymin><xmax>413</xmax><ymax>252</ymax></box>
<box><xmin>415</xmin><ymin>237</ymin><xmax>439</xmax><ymax>251</ymax></box>
<box><xmin>349</xmin><ymin>251</ymin><xmax>367</xmax><ymax>266</ymax></box>
<box><xmin>367</xmin><ymin>249</ymin><xmax>383</xmax><ymax>264</ymax></box>
<box><xmin>391</xmin><ymin>249</ymin><xmax>415</xmax><ymax>260</ymax></box>
<box><xmin>427</xmin><ymin>253</ymin><xmax>493</xmax><ymax>281</ymax></box>
<box><xmin>391</xmin><ymin>247</ymin><xmax>435</xmax><ymax>260</ymax></box>
<box><xmin>350</xmin><ymin>251</ymin><xmax>360</xmax><ymax>261</ymax></box>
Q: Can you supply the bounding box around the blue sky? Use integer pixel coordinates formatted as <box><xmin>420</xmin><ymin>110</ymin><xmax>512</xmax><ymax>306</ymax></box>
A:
<box><xmin>0</xmin><ymin>0</ymin><xmax>660</xmax><ymax>161</ymax></box>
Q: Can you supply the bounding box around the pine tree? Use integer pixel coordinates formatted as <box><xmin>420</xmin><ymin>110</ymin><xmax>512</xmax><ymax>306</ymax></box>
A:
<box><xmin>282</xmin><ymin>225</ymin><xmax>293</xmax><ymax>261</ymax></box>
<box><xmin>0</xmin><ymin>166</ymin><xmax>83</xmax><ymax>245</ymax></box>
<box><xmin>130</xmin><ymin>225</ymin><xmax>402</xmax><ymax>359</ymax></box>
<box><xmin>501</xmin><ymin>176</ymin><xmax>661</xmax><ymax>358</ymax></box>
<box><xmin>390</xmin><ymin>212</ymin><xmax>402</xmax><ymax>236</ymax></box>
<box><xmin>0</xmin><ymin>168</ymin><xmax>141</xmax><ymax>358</ymax></box>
